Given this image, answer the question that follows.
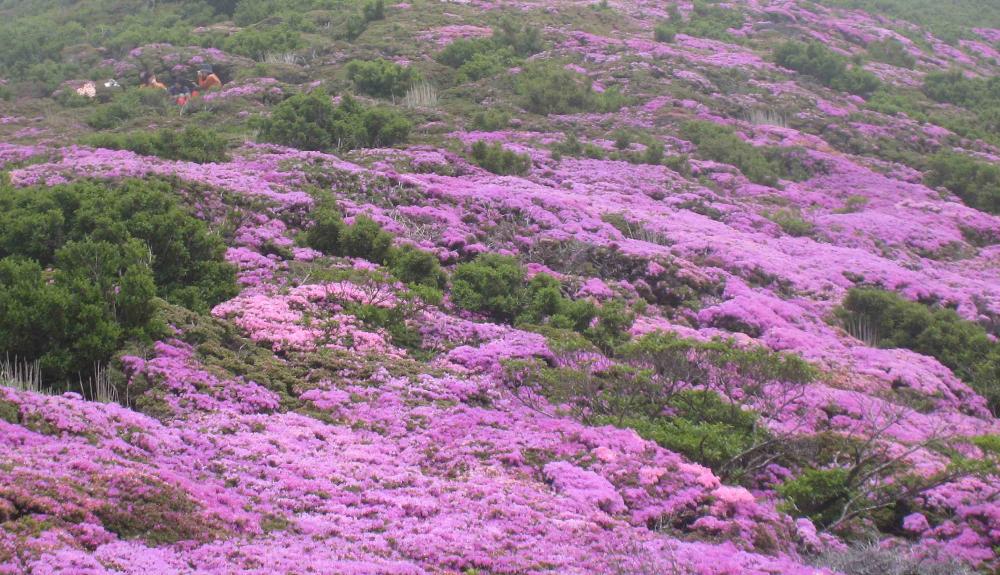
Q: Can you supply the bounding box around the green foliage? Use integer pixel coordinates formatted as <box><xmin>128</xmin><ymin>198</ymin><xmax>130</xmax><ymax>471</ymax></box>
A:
<box><xmin>515</xmin><ymin>62</ymin><xmax>600</xmax><ymax>115</ymax></box>
<box><xmin>471</xmin><ymin>109</ymin><xmax>510</xmax><ymax>131</ymax></box>
<box><xmin>839</xmin><ymin>288</ymin><xmax>1000</xmax><ymax>414</ymax></box>
<box><xmin>388</xmin><ymin>245</ymin><xmax>445</xmax><ymax>288</ymax></box>
<box><xmin>584</xmin><ymin>299</ymin><xmax>634</xmax><ymax>354</ymax></box>
<box><xmin>469</xmin><ymin>141</ymin><xmax>532</xmax><ymax>176</ymax></box>
<box><xmin>451</xmin><ymin>254</ymin><xmax>527</xmax><ymax>322</ymax></box>
<box><xmin>924</xmin><ymin>151</ymin><xmax>1000</xmax><ymax>215</ymax></box>
<box><xmin>866</xmin><ymin>38</ymin><xmax>916</xmax><ymax>69</ymax></box>
<box><xmin>0</xmin><ymin>252</ymin><xmax>157</xmax><ymax>388</ymax></box>
<box><xmin>435</xmin><ymin>18</ymin><xmax>542</xmax><ymax>84</ymax></box>
<box><xmin>224</xmin><ymin>25</ymin><xmax>303</xmax><ymax>60</ymax></box>
<box><xmin>362</xmin><ymin>0</ymin><xmax>385</xmax><ymax>22</ymax></box>
<box><xmin>767</xmin><ymin>208</ymin><xmax>815</xmax><ymax>237</ymax></box>
<box><xmin>87</xmin><ymin>88</ymin><xmax>170</xmax><ymax>130</ymax></box>
<box><xmin>510</xmin><ymin>332</ymin><xmax>815</xmax><ymax>483</ymax></box>
<box><xmin>256</xmin><ymin>90</ymin><xmax>410</xmax><ymax>151</ymax></box>
<box><xmin>922</xmin><ymin>71</ymin><xmax>1000</xmax><ymax>139</ymax></box>
<box><xmin>778</xmin><ymin>468</ymin><xmax>853</xmax><ymax>527</ymax></box>
<box><xmin>342</xmin><ymin>215</ymin><xmax>393</xmax><ymax>263</ymax></box>
<box><xmin>84</xmin><ymin>126</ymin><xmax>228</xmax><ymax>163</ymax></box>
<box><xmin>305</xmin><ymin>205</ymin><xmax>346</xmax><ymax>255</ymax></box>
<box><xmin>680</xmin><ymin>121</ymin><xmax>816</xmax><ymax>186</ymax></box>
<box><xmin>304</xmin><ymin>203</ymin><xmax>443</xmax><ymax>287</ymax></box>
<box><xmin>619</xmin><ymin>389</ymin><xmax>764</xmax><ymax>473</ymax></box>
<box><xmin>655</xmin><ymin>1</ymin><xmax>744</xmax><ymax>42</ymax></box>
<box><xmin>816</xmin><ymin>0</ymin><xmax>1000</xmax><ymax>43</ymax></box>
<box><xmin>346</xmin><ymin>59</ymin><xmax>420</xmax><ymax>99</ymax></box>
<box><xmin>774</xmin><ymin>41</ymin><xmax>881</xmax><ymax>97</ymax></box>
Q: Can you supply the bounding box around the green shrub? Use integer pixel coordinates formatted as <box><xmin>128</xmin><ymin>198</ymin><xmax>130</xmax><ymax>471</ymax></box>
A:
<box><xmin>87</xmin><ymin>88</ymin><xmax>169</xmax><ymax>130</ymax></box>
<box><xmin>925</xmin><ymin>151</ymin><xmax>1000</xmax><ymax>215</ymax></box>
<box><xmin>778</xmin><ymin>468</ymin><xmax>853</xmax><ymax>527</ymax></box>
<box><xmin>584</xmin><ymin>299</ymin><xmax>635</xmax><ymax>353</ymax></box>
<box><xmin>839</xmin><ymin>288</ymin><xmax>1000</xmax><ymax>414</ymax></box>
<box><xmin>680</xmin><ymin>121</ymin><xmax>815</xmax><ymax>186</ymax></box>
<box><xmin>867</xmin><ymin>38</ymin><xmax>916</xmax><ymax>68</ymax></box>
<box><xmin>0</xmin><ymin>179</ymin><xmax>237</xmax><ymax>313</ymax></box>
<box><xmin>643</xmin><ymin>141</ymin><xmax>665</xmax><ymax>165</ymax></box>
<box><xmin>256</xmin><ymin>90</ymin><xmax>410</xmax><ymax>151</ymax></box>
<box><xmin>346</xmin><ymin>59</ymin><xmax>420</xmax><ymax>99</ymax></box>
<box><xmin>472</xmin><ymin>109</ymin><xmax>510</xmax><ymax>131</ymax></box>
<box><xmin>515</xmin><ymin>62</ymin><xmax>598</xmax><ymax>115</ymax></box>
<box><xmin>519</xmin><ymin>273</ymin><xmax>597</xmax><ymax>332</ymax></box>
<box><xmin>767</xmin><ymin>208</ymin><xmax>815</xmax><ymax>237</ymax></box>
<box><xmin>388</xmin><ymin>245</ymin><xmax>444</xmax><ymax>288</ymax></box>
<box><xmin>342</xmin><ymin>215</ymin><xmax>393</xmax><ymax>263</ymax></box>
<box><xmin>84</xmin><ymin>126</ymin><xmax>228</xmax><ymax>163</ymax></box>
<box><xmin>774</xmin><ymin>41</ymin><xmax>881</xmax><ymax>97</ymax></box>
<box><xmin>492</xmin><ymin>15</ymin><xmax>544</xmax><ymax>56</ymax></box>
<box><xmin>224</xmin><ymin>25</ymin><xmax>302</xmax><ymax>60</ymax></box>
<box><xmin>362</xmin><ymin>0</ymin><xmax>385</xmax><ymax>22</ymax></box>
<box><xmin>654</xmin><ymin>2</ymin><xmax>743</xmax><ymax>42</ymax></box>
<box><xmin>306</xmin><ymin>206</ymin><xmax>346</xmax><ymax>254</ymax></box>
<box><xmin>619</xmin><ymin>389</ymin><xmax>764</xmax><ymax>473</ymax></box>
<box><xmin>654</xmin><ymin>22</ymin><xmax>677</xmax><ymax>43</ymax></box>
<box><xmin>451</xmin><ymin>254</ymin><xmax>527</xmax><ymax>322</ymax></box>
<box><xmin>456</xmin><ymin>47</ymin><xmax>519</xmax><ymax>83</ymax></box>
<box><xmin>469</xmin><ymin>141</ymin><xmax>532</xmax><ymax>176</ymax></box>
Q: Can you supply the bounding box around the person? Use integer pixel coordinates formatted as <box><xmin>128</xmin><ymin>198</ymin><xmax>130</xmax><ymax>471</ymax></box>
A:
<box><xmin>139</xmin><ymin>71</ymin><xmax>167</xmax><ymax>90</ymax></box>
<box><xmin>169</xmin><ymin>79</ymin><xmax>192</xmax><ymax>106</ymax></box>
<box><xmin>197</xmin><ymin>67</ymin><xmax>222</xmax><ymax>92</ymax></box>
<box><xmin>147</xmin><ymin>73</ymin><xmax>167</xmax><ymax>90</ymax></box>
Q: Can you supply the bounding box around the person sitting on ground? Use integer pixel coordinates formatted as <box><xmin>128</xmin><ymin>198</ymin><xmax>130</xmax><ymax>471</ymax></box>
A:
<box><xmin>168</xmin><ymin>79</ymin><xmax>191</xmax><ymax>105</ymax></box>
<box><xmin>197</xmin><ymin>67</ymin><xmax>222</xmax><ymax>92</ymax></box>
<box><xmin>140</xmin><ymin>71</ymin><xmax>167</xmax><ymax>90</ymax></box>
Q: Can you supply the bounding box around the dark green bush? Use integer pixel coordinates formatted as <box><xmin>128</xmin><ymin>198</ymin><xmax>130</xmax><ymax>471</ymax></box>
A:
<box><xmin>839</xmin><ymin>288</ymin><xmax>1000</xmax><ymax>414</ymax></box>
<box><xmin>469</xmin><ymin>141</ymin><xmax>532</xmax><ymax>176</ymax></box>
<box><xmin>867</xmin><ymin>38</ymin><xmax>916</xmax><ymax>69</ymax></box>
<box><xmin>388</xmin><ymin>245</ymin><xmax>444</xmax><ymax>288</ymax></box>
<box><xmin>342</xmin><ymin>215</ymin><xmax>393</xmax><ymax>263</ymax></box>
<box><xmin>472</xmin><ymin>109</ymin><xmax>510</xmax><ymax>131</ymax></box>
<box><xmin>87</xmin><ymin>88</ymin><xmax>170</xmax><ymax>130</ymax></box>
<box><xmin>778</xmin><ymin>469</ymin><xmax>853</xmax><ymax>527</ymax></box>
<box><xmin>0</xmin><ymin>245</ymin><xmax>161</xmax><ymax>389</ymax></box>
<box><xmin>0</xmin><ymin>179</ymin><xmax>237</xmax><ymax>313</ymax></box>
<box><xmin>924</xmin><ymin>152</ymin><xmax>1000</xmax><ymax>215</ymax></box>
<box><xmin>774</xmin><ymin>41</ymin><xmax>881</xmax><ymax>97</ymax></box>
<box><xmin>767</xmin><ymin>208</ymin><xmax>815</xmax><ymax>237</ymax></box>
<box><xmin>451</xmin><ymin>254</ymin><xmax>527</xmax><ymax>322</ymax></box>
<box><xmin>515</xmin><ymin>62</ymin><xmax>598</xmax><ymax>115</ymax></box>
<box><xmin>346</xmin><ymin>59</ymin><xmax>420</xmax><ymax>99</ymax></box>
<box><xmin>305</xmin><ymin>207</ymin><xmax>442</xmax><ymax>287</ymax></box>
<box><xmin>362</xmin><ymin>0</ymin><xmax>385</xmax><ymax>22</ymax></box>
<box><xmin>654</xmin><ymin>1</ymin><xmax>744</xmax><ymax>41</ymax></box>
<box><xmin>224</xmin><ymin>25</ymin><xmax>302</xmax><ymax>60</ymax></box>
<box><xmin>85</xmin><ymin>126</ymin><xmax>228</xmax><ymax>163</ymax></box>
<box><xmin>0</xmin><ymin>177</ymin><xmax>237</xmax><ymax>389</ymax></box>
<box><xmin>680</xmin><ymin>121</ymin><xmax>816</xmax><ymax>186</ymax></box>
<box><xmin>305</xmin><ymin>205</ymin><xmax>346</xmax><ymax>254</ymax></box>
<box><xmin>257</xmin><ymin>90</ymin><xmax>410</xmax><ymax>151</ymax></box>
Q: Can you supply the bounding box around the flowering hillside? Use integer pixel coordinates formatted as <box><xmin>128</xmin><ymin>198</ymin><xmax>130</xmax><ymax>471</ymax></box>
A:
<box><xmin>1</xmin><ymin>0</ymin><xmax>999</xmax><ymax>574</ymax></box>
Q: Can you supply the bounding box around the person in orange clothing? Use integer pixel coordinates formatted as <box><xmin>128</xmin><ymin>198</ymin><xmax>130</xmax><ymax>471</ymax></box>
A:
<box><xmin>197</xmin><ymin>67</ymin><xmax>222</xmax><ymax>92</ymax></box>
<box><xmin>140</xmin><ymin>71</ymin><xmax>167</xmax><ymax>90</ymax></box>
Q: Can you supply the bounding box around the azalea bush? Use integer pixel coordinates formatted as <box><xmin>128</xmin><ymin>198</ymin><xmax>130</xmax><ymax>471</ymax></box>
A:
<box><xmin>256</xmin><ymin>89</ymin><xmax>410</xmax><ymax>151</ymax></box>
